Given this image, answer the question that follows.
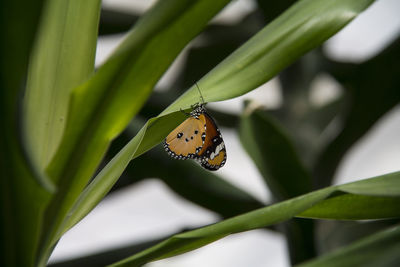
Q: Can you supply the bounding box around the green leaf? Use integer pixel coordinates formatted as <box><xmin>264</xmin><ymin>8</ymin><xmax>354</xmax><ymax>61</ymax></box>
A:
<box><xmin>61</xmin><ymin>111</ymin><xmax>187</xmax><ymax>234</ymax></box>
<box><xmin>109</xmin><ymin>172</ymin><xmax>400</xmax><ymax>266</ymax></box>
<box><xmin>0</xmin><ymin>0</ymin><xmax>53</xmax><ymax>266</ymax></box>
<box><xmin>42</xmin><ymin>0</ymin><xmax>231</xmax><ymax>256</ymax></box>
<box><xmin>239</xmin><ymin>104</ymin><xmax>315</xmax><ymax>263</ymax></box>
<box><xmin>0</xmin><ymin>153</ymin><xmax>52</xmax><ymax>267</ymax></box>
<box><xmin>24</xmin><ymin>0</ymin><xmax>102</xmax><ymax>170</ymax></box>
<box><xmin>163</xmin><ymin>0</ymin><xmax>375</xmax><ymax>108</ymax></box>
<box><xmin>284</xmin><ymin>219</ymin><xmax>316</xmax><ymax>264</ymax></box>
<box><xmin>298</xmin><ymin>194</ymin><xmax>400</xmax><ymax>220</ymax></box>
<box><xmin>61</xmin><ymin>0</ymin><xmax>376</xmax><ymax>245</ymax></box>
<box><xmin>316</xmin><ymin>220</ymin><xmax>399</xmax><ymax>254</ymax></box>
<box><xmin>302</xmin><ymin>96</ymin><xmax>345</xmax><ymax>135</ymax></box>
<box><xmin>300</xmin><ymin>172</ymin><xmax>400</xmax><ymax>219</ymax></box>
<box><xmin>174</xmin><ymin>15</ymin><xmax>263</xmax><ymax>90</ymax></box>
<box><xmin>239</xmin><ymin>105</ymin><xmax>312</xmax><ymax>200</ymax></box>
<box><xmin>339</xmin><ymin>172</ymin><xmax>400</xmax><ymax>196</ymax></box>
<box><xmin>256</xmin><ymin>0</ymin><xmax>297</xmax><ymax>24</ymax></box>
<box><xmin>296</xmin><ymin>224</ymin><xmax>400</xmax><ymax>267</ymax></box>
<box><xmin>274</xmin><ymin>50</ymin><xmax>342</xmax><ymax>167</ymax></box>
<box><xmin>99</xmin><ymin>8</ymin><xmax>139</xmax><ymax>36</ymax></box>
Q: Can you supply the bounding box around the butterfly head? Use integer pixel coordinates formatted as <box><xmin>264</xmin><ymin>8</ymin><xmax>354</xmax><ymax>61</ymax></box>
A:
<box><xmin>189</xmin><ymin>103</ymin><xmax>206</xmax><ymax>119</ymax></box>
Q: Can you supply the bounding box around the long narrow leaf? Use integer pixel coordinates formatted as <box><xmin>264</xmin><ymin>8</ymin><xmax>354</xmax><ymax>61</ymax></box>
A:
<box><xmin>161</xmin><ymin>0</ymin><xmax>375</xmax><ymax>111</ymax></box>
<box><xmin>109</xmin><ymin>172</ymin><xmax>400</xmax><ymax>266</ymax></box>
<box><xmin>24</xmin><ymin>0</ymin><xmax>101</xmax><ymax>170</ymax></box>
<box><xmin>298</xmin><ymin>194</ymin><xmax>400</xmax><ymax>220</ymax></box>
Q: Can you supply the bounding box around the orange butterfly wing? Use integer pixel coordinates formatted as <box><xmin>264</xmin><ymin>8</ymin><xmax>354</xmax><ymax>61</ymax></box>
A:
<box><xmin>202</xmin><ymin>149</ymin><xmax>227</xmax><ymax>170</ymax></box>
<box><xmin>164</xmin><ymin>115</ymin><xmax>206</xmax><ymax>159</ymax></box>
<box><xmin>164</xmin><ymin>105</ymin><xmax>227</xmax><ymax>170</ymax></box>
<box><xmin>197</xmin><ymin>113</ymin><xmax>227</xmax><ymax>171</ymax></box>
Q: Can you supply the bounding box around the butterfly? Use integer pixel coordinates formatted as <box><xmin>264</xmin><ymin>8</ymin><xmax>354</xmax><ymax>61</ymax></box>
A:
<box><xmin>163</xmin><ymin>95</ymin><xmax>227</xmax><ymax>171</ymax></box>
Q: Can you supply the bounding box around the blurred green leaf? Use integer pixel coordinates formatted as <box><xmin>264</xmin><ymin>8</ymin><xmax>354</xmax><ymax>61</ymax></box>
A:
<box><xmin>43</xmin><ymin>0</ymin><xmax>231</xmax><ymax>254</ymax></box>
<box><xmin>283</xmin><ymin>218</ymin><xmax>316</xmax><ymax>264</ymax></box>
<box><xmin>273</xmin><ymin>50</ymin><xmax>340</xmax><ymax>166</ymax></box>
<box><xmin>99</xmin><ymin>8</ymin><xmax>139</xmax><ymax>35</ymax></box>
<box><xmin>23</xmin><ymin>0</ymin><xmax>101</xmax><ymax>170</ymax></box>
<box><xmin>109</xmin><ymin>172</ymin><xmax>400</xmax><ymax>266</ymax></box>
<box><xmin>316</xmin><ymin>220</ymin><xmax>399</xmax><ymax>254</ymax></box>
<box><xmin>239</xmin><ymin>105</ymin><xmax>314</xmax><ymax>263</ymax></box>
<box><xmin>239</xmin><ymin>105</ymin><xmax>312</xmax><ymax>200</ymax></box>
<box><xmin>296</xmin><ymin>224</ymin><xmax>400</xmax><ymax>267</ymax></box>
<box><xmin>0</xmin><ymin>155</ymin><xmax>52</xmax><ymax>267</ymax></box>
<box><xmin>314</xmin><ymin>34</ymin><xmax>400</xmax><ymax>188</ymax></box>
<box><xmin>302</xmin><ymin>96</ymin><xmax>345</xmax><ymax>135</ymax></box>
<box><xmin>0</xmin><ymin>0</ymin><xmax>53</xmax><ymax>266</ymax></box>
<box><xmin>257</xmin><ymin>0</ymin><xmax>297</xmax><ymax>24</ymax></box>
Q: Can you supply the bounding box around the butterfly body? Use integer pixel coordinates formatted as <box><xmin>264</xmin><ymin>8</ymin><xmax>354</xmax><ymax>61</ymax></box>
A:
<box><xmin>164</xmin><ymin>104</ymin><xmax>226</xmax><ymax>171</ymax></box>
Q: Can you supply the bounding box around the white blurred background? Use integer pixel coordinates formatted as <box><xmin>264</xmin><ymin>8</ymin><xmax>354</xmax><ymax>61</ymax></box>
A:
<box><xmin>50</xmin><ymin>0</ymin><xmax>400</xmax><ymax>266</ymax></box>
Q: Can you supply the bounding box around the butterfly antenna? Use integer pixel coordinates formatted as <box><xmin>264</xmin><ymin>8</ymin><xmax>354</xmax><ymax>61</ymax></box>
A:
<box><xmin>195</xmin><ymin>83</ymin><xmax>205</xmax><ymax>104</ymax></box>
